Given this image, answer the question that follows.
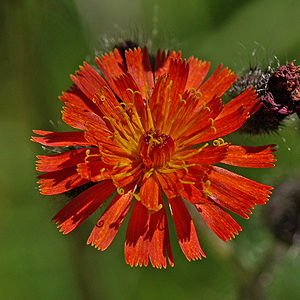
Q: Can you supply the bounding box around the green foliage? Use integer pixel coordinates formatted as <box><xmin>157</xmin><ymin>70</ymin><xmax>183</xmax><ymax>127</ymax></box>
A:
<box><xmin>1</xmin><ymin>0</ymin><xmax>300</xmax><ymax>299</ymax></box>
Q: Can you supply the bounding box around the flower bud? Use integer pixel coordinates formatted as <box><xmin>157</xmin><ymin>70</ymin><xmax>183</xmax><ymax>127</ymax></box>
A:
<box><xmin>228</xmin><ymin>62</ymin><xmax>300</xmax><ymax>134</ymax></box>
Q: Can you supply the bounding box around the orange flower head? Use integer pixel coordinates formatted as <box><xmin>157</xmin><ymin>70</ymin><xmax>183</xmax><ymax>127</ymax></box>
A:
<box><xmin>31</xmin><ymin>46</ymin><xmax>276</xmax><ymax>268</ymax></box>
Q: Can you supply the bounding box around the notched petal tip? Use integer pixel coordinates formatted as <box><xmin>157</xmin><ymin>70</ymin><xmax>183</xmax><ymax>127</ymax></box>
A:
<box><xmin>125</xmin><ymin>199</ymin><xmax>173</xmax><ymax>268</ymax></box>
<box><xmin>221</xmin><ymin>144</ymin><xmax>277</xmax><ymax>168</ymax></box>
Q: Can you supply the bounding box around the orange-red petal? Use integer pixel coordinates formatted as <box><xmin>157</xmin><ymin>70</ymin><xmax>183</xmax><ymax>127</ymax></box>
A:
<box><xmin>195</xmin><ymin>201</ymin><xmax>242</xmax><ymax>242</ymax></box>
<box><xmin>139</xmin><ymin>174</ymin><xmax>160</xmax><ymax>211</ymax></box>
<box><xmin>36</xmin><ymin>147</ymin><xmax>99</xmax><ymax>172</ymax></box>
<box><xmin>149</xmin><ymin>57</ymin><xmax>189</xmax><ymax>131</ymax></box>
<box><xmin>77</xmin><ymin>160</ymin><xmax>111</xmax><ymax>182</ymax></box>
<box><xmin>168</xmin><ymin>196</ymin><xmax>205</xmax><ymax>261</ymax></box>
<box><xmin>92</xmin><ymin>85</ymin><xmax>122</xmax><ymax>121</ymax></box>
<box><xmin>175</xmin><ymin>95</ymin><xmax>223</xmax><ymax>144</ymax></box>
<box><xmin>113</xmin><ymin>72</ymin><xmax>147</xmax><ymax>128</ymax></box>
<box><xmin>154</xmin><ymin>49</ymin><xmax>178</xmax><ymax>79</ymax></box>
<box><xmin>181</xmin><ymin>144</ymin><xmax>228</xmax><ymax>165</ymax></box>
<box><xmin>125</xmin><ymin>47</ymin><xmax>154</xmax><ymax>98</ymax></box>
<box><xmin>180</xmin><ymin>184</ymin><xmax>210</xmax><ymax>204</ymax></box>
<box><xmin>52</xmin><ymin>180</ymin><xmax>116</xmax><ymax>234</ymax></box>
<box><xmin>111</xmin><ymin>161</ymin><xmax>144</xmax><ymax>187</ymax></box>
<box><xmin>148</xmin><ymin>74</ymin><xmax>171</xmax><ymax>129</ymax></box>
<box><xmin>62</xmin><ymin>103</ymin><xmax>105</xmax><ymax>131</ymax></box>
<box><xmin>197</xmin><ymin>64</ymin><xmax>237</xmax><ymax>104</ymax></box>
<box><xmin>195</xmin><ymin>105</ymin><xmax>247</xmax><ymax>144</ymax></box>
<box><xmin>166</xmin><ymin>57</ymin><xmax>189</xmax><ymax>112</ymax></box>
<box><xmin>185</xmin><ymin>57</ymin><xmax>210</xmax><ymax>90</ymax></box>
<box><xmin>125</xmin><ymin>197</ymin><xmax>173</xmax><ymax>268</ymax></box>
<box><xmin>70</xmin><ymin>62</ymin><xmax>107</xmax><ymax>100</ymax></box>
<box><xmin>176</xmin><ymin>165</ymin><xmax>208</xmax><ymax>184</ymax></box>
<box><xmin>31</xmin><ymin>130</ymin><xmax>88</xmax><ymax>146</ymax></box>
<box><xmin>96</xmin><ymin>49</ymin><xmax>127</xmax><ymax>99</ymax></box>
<box><xmin>83</xmin><ymin>119</ymin><xmax>114</xmax><ymax>147</ymax></box>
<box><xmin>207</xmin><ymin>166</ymin><xmax>272</xmax><ymax>218</ymax></box>
<box><xmin>60</xmin><ymin>84</ymin><xmax>102</xmax><ymax>116</ymax></box>
<box><xmin>218</xmin><ymin>87</ymin><xmax>259</xmax><ymax>119</ymax></box>
<box><xmin>37</xmin><ymin>166</ymin><xmax>89</xmax><ymax>195</ymax></box>
<box><xmin>87</xmin><ymin>183</ymin><xmax>137</xmax><ymax>250</ymax></box>
<box><xmin>221</xmin><ymin>144</ymin><xmax>276</xmax><ymax>168</ymax></box>
<box><xmin>156</xmin><ymin>171</ymin><xmax>184</xmax><ymax>199</ymax></box>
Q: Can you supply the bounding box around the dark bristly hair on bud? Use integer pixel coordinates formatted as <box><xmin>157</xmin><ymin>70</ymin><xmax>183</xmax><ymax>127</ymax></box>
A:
<box><xmin>96</xmin><ymin>26</ymin><xmax>178</xmax><ymax>73</ymax></box>
<box><xmin>114</xmin><ymin>40</ymin><xmax>139</xmax><ymax>63</ymax></box>
<box><xmin>97</xmin><ymin>26</ymin><xmax>155</xmax><ymax>59</ymax></box>
<box><xmin>113</xmin><ymin>40</ymin><xmax>156</xmax><ymax>72</ymax></box>
<box><xmin>264</xmin><ymin>178</ymin><xmax>300</xmax><ymax>246</ymax></box>
<box><xmin>228</xmin><ymin>61</ymin><xmax>300</xmax><ymax>135</ymax></box>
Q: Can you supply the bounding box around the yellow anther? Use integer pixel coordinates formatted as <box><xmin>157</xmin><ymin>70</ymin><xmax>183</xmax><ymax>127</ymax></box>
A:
<box><xmin>114</xmin><ymin>105</ymin><xmax>123</xmax><ymax>114</ymax></box>
<box><xmin>179</xmin><ymin>95</ymin><xmax>186</xmax><ymax>105</ymax></box>
<box><xmin>107</xmin><ymin>134</ymin><xmax>114</xmax><ymax>141</ymax></box>
<box><xmin>148</xmin><ymin>129</ymin><xmax>160</xmax><ymax>146</ymax></box>
<box><xmin>95</xmin><ymin>168</ymin><xmax>107</xmax><ymax>181</ymax></box>
<box><xmin>113</xmin><ymin>160</ymin><xmax>123</xmax><ymax>170</ymax></box>
<box><xmin>213</xmin><ymin>140</ymin><xmax>220</xmax><ymax>146</ymax></box>
<box><xmin>103</xmin><ymin>115</ymin><xmax>115</xmax><ymax>125</ymax></box>
<box><xmin>126</xmin><ymin>88</ymin><xmax>142</xmax><ymax>103</ymax></box>
<box><xmin>189</xmin><ymin>88</ymin><xmax>202</xmax><ymax>97</ymax></box>
<box><xmin>113</xmin><ymin>159</ymin><xmax>131</xmax><ymax>171</ymax></box>
<box><xmin>92</xmin><ymin>91</ymin><xmax>102</xmax><ymax>103</ymax></box>
<box><xmin>179</xmin><ymin>179</ymin><xmax>196</xmax><ymax>185</ymax></box>
<box><xmin>204</xmin><ymin>105</ymin><xmax>211</xmax><ymax>112</ymax></box>
<box><xmin>117</xmin><ymin>187</ymin><xmax>125</xmax><ymax>195</ymax></box>
<box><xmin>84</xmin><ymin>149</ymin><xmax>91</xmax><ymax>163</ymax></box>
<box><xmin>144</xmin><ymin>168</ymin><xmax>154</xmax><ymax>178</ymax></box>
<box><xmin>213</xmin><ymin>138</ymin><xmax>227</xmax><ymax>147</ymax></box>
<box><xmin>130</xmin><ymin>192</ymin><xmax>141</xmax><ymax>201</ymax></box>
<box><xmin>84</xmin><ymin>149</ymin><xmax>100</xmax><ymax>163</ymax></box>
<box><xmin>113</xmin><ymin>163</ymin><xmax>143</xmax><ymax>179</ymax></box>
<box><xmin>204</xmin><ymin>180</ymin><xmax>211</xmax><ymax>187</ymax></box>
<box><xmin>200</xmin><ymin>178</ymin><xmax>213</xmax><ymax>198</ymax></box>
<box><xmin>180</xmin><ymin>161</ymin><xmax>189</xmax><ymax>174</ymax></box>
<box><xmin>155</xmin><ymin>204</ymin><xmax>163</xmax><ymax>212</ymax></box>
<box><xmin>159</xmin><ymin>161</ymin><xmax>195</xmax><ymax>174</ymax></box>
<box><xmin>116</xmin><ymin>118</ymin><xmax>133</xmax><ymax>142</ymax></box>
<box><xmin>208</xmin><ymin>118</ymin><xmax>217</xmax><ymax>134</ymax></box>
<box><xmin>203</xmin><ymin>190</ymin><xmax>212</xmax><ymax>198</ymax></box>
<box><xmin>175</xmin><ymin>116</ymin><xmax>216</xmax><ymax>147</ymax></box>
<box><xmin>147</xmin><ymin>203</ymin><xmax>163</xmax><ymax>212</ymax></box>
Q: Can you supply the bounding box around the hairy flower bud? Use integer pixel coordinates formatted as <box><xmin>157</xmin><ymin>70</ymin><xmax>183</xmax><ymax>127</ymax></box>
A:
<box><xmin>228</xmin><ymin>62</ymin><xmax>300</xmax><ymax>135</ymax></box>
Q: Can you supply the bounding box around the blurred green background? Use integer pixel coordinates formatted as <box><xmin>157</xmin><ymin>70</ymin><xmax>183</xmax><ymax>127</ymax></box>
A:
<box><xmin>2</xmin><ymin>0</ymin><xmax>300</xmax><ymax>299</ymax></box>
